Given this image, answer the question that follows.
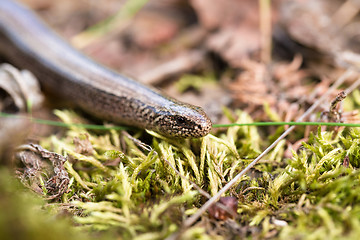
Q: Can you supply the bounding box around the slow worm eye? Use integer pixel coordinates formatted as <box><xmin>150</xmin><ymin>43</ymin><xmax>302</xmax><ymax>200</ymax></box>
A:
<box><xmin>175</xmin><ymin>116</ymin><xmax>186</xmax><ymax>125</ymax></box>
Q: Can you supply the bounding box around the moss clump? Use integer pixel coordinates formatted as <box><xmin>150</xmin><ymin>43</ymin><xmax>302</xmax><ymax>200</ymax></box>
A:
<box><xmin>0</xmin><ymin>168</ymin><xmax>101</xmax><ymax>240</ymax></box>
<box><xmin>5</xmin><ymin>105</ymin><xmax>360</xmax><ymax>239</ymax></box>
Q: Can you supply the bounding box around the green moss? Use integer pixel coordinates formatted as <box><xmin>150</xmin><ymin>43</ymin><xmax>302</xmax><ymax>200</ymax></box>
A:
<box><xmin>4</xmin><ymin>93</ymin><xmax>360</xmax><ymax>239</ymax></box>
<box><xmin>0</xmin><ymin>168</ymin><xmax>102</xmax><ymax>240</ymax></box>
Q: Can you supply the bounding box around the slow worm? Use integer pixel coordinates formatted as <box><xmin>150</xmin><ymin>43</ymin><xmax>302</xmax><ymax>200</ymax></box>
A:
<box><xmin>0</xmin><ymin>0</ymin><xmax>212</xmax><ymax>138</ymax></box>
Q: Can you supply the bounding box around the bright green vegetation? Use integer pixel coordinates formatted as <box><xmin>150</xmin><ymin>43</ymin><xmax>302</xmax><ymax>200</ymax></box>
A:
<box><xmin>2</xmin><ymin>96</ymin><xmax>360</xmax><ymax>239</ymax></box>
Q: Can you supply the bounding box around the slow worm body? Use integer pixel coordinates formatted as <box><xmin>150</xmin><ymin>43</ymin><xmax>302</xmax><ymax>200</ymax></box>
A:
<box><xmin>0</xmin><ymin>0</ymin><xmax>212</xmax><ymax>138</ymax></box>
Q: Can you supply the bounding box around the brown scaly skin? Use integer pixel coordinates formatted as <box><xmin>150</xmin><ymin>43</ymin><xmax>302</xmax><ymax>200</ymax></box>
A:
<box><xmin>0</xmin><ymin>0</ymin><xmax>212</xmax><ymax>138</ymax></box>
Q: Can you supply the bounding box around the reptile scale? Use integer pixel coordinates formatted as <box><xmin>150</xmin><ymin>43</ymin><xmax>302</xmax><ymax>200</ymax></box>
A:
<box><xmin>0</xmin><ymin>0</ymin><xmax>212</xmax><ymax>138</ymax></box>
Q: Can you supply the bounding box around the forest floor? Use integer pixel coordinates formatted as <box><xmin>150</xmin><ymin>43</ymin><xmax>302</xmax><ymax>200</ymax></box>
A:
<box><xmin>2</xmin><ymin>0</ymin><xmax>360</xmax><ymax>239</ymax></box>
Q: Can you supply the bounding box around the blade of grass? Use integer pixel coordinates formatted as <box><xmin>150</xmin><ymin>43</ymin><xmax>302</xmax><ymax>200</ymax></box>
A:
<box><xmin>0</xmin><ymin>112</ymin><xmax>129</xmax><ymax>131</ymax></box>
<box><xmin>3</xmin><ymin>111</ymin><xmax>360</xmax><ymax>131</ymax></box>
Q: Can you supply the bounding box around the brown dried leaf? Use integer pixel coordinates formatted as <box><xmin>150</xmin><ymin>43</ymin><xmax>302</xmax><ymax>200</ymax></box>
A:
<box><xmin>128</xmin><ymin>11</ymin><xmax>181</xmax><ymax>49</ymax></box>
<box><xmin>74</xmin><ymin>134</ymin><xmax>94</xmax><ymax>156</ymax></box>
<box><xmin>208</xmin><ymin>196</ymin><xmax>238</xmax><ymax>221</ymax></box>
<box><xmin>16</xmin><ymin>144</ymin><xmax>69</xmax><ymax>200</ymax></box>
<box><xmin>0</xmin><ymin>64</ymin><xmax>44</xmax><ymax>113</ymax></box>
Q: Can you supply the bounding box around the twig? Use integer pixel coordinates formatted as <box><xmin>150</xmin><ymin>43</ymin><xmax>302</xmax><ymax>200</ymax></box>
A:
<box><xmin>259</xmin><ymin>0</ymin><xmax>272</xmax><ymax>63</ymax></box>
<box><xmin>345</xmin><ymin>74</ymin><xmax>360</xmax><ymax>93</ymax></box>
